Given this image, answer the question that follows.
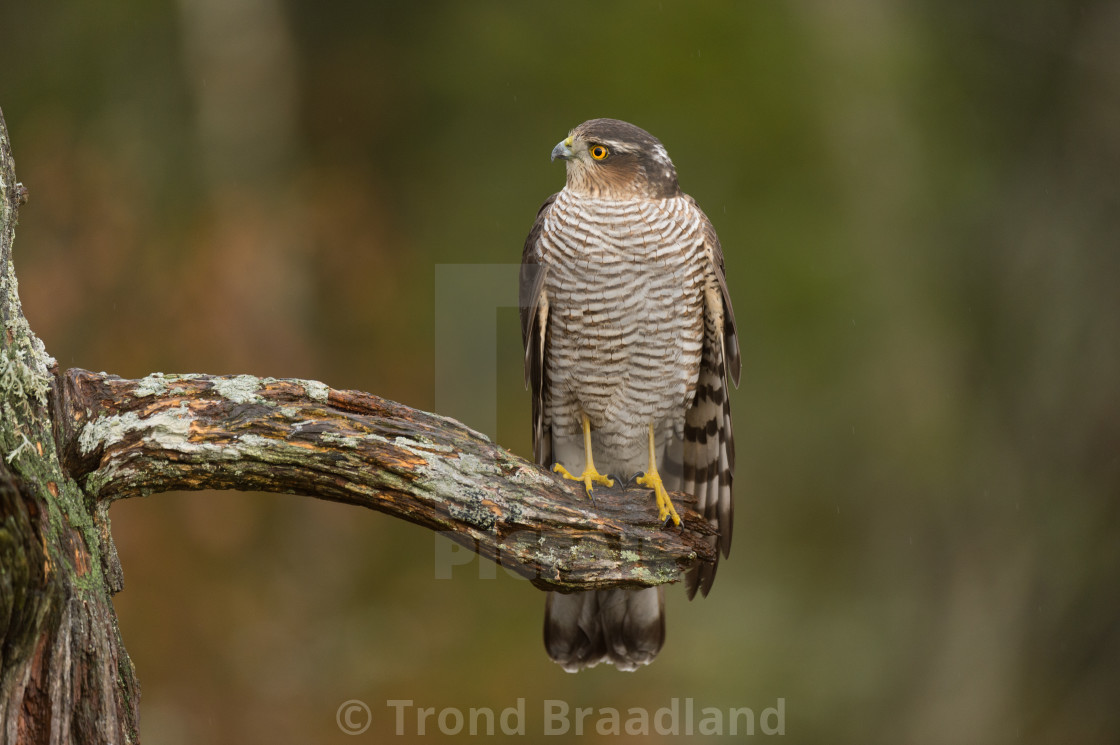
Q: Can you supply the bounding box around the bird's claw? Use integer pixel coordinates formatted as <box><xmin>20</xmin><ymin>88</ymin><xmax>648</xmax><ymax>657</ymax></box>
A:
<box><xmin>636</xmin><ymin>468</ymin><xmax>681</xmax><ymax>527</ymax></box>
<box><xmin>553</xmin><ymin>462</ymin><xmax>614</xmax><ymax>499</ymax></box>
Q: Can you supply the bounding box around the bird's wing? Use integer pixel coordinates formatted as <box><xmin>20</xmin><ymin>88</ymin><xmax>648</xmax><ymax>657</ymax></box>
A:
<box><xmin>681</xmin><ymin>195</ymin><xmax>740</xmax><ymax>598</ymax></box>
<box><xmin>520</xmin><ymin>192</ymin><xmax>558</xmax><ymax>467</ymax></box>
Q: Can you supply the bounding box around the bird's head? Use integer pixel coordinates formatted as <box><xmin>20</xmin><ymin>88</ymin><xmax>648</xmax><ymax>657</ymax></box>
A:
<box><xmin>551</xmin><ymin>118</ymin><xmax>680</xmax><ymax>200</ymax></box>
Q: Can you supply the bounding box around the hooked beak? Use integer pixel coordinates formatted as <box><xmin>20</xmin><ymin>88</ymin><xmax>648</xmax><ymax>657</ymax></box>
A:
<box><xmin>551</xmin><ymin>135</ymin><xmax>574</xmax><ymax>162</ymax></box>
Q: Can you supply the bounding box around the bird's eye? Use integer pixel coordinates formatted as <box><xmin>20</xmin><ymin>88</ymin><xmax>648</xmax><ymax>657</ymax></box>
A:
<box><xmin>589</xmin><ymin>145</ymin><xmax>609</xmax><ymax>161</ymax></box>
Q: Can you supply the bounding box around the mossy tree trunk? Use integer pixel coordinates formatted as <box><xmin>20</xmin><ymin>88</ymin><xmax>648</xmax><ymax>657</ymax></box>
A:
<box><xmin>0</xmin><ymin>105</ymin><xmax>713</xmax><ymax>744</ymax></box>
<box><xmin>1</xmin><ymin>109</ymin><xmax>140</xmax><ymax>744</ymax></box>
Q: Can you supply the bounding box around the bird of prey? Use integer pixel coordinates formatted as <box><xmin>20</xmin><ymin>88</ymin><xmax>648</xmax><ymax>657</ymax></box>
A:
<box><xmin>520</xmin><ymin>118</ymin><xmax>740</xmax><ymax>671</ymax></box>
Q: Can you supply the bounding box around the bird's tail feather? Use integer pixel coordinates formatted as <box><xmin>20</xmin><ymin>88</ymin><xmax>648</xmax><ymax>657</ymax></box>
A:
<box><xmin>544</xmin><ymin>587</ymin><xmax>664</xmax><ymax>672</ymax></box>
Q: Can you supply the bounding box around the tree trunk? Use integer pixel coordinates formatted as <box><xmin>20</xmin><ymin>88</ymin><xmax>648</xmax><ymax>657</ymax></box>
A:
<box><xmin>0</xmin><ymin>105</ymin><xmax>714</xmax><ymax>743</ymax></box>
<box><xmin>1</xmin><ymin>107</ymin><xmax>141</xmax><ymax>744</ymax></box>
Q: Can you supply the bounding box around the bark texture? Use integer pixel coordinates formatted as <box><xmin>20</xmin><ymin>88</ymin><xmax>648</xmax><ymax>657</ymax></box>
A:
<box><xmin>1</xmin><ymin>107</ymin><xmax>141</xmax><ymax>744</ymax></box>
<box><xmin>0</xmin><ymin>104</ymin><xmax>715</xmax><ymax>743</ymax></box>
<box><xmin>58</xmin><ymin>368</ymin><xmax>715</xmax><ymax>593</ymax></box>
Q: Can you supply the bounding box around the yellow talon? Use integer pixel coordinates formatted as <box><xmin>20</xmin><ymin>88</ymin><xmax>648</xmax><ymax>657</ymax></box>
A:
<box><xmin>636</xmin><ymin>423</ymin><xmax>681</xmax><ymax>526</ymax></box>
<box><xmin>554</xmin><ymin>413</ymin><xmax>614</xmax><ymax>497</ymax></box>
<box><xmin>553</xmin><ymin>462</ymin><xmax>613</xmax><ymax>494</ymax></box>
<box><xmin>637</xmin><ymin>469</ymin><xmax>680</xmax><ymax>526</ymax></box>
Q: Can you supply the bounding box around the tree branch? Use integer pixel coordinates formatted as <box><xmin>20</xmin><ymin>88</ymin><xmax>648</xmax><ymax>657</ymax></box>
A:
<box><xmin>57</xmin><ymin>368</ymin><xmax>716</xmax><ymax>593</ymax></box>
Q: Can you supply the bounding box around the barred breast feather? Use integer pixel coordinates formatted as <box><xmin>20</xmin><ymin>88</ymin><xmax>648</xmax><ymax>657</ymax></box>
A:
<box><xmin>534</xmin><ymin>191</ymin><xmax>708</xmax><ymax>467</ymax></box>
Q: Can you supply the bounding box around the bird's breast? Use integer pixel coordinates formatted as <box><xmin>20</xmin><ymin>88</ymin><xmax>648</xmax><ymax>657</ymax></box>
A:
<box><xmin>539</xmin><ymin>193</ymin><xmax>707</xmax><ymax>440</ymax></box>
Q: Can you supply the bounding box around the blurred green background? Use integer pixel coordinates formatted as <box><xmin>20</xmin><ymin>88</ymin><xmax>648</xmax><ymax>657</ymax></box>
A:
<box><xmin>3</xmin><ymin>1</ymin><xmax>1118</xmax><ymax>743</ymax></box>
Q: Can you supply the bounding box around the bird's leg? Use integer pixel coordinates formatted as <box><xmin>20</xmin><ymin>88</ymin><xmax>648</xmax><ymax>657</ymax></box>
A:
<box><xmin>636</xmin><ymin>423</ymin><xmax>681</xmax><ymax>526</ymax></box>
<box><xmin>553</xmin><ymin>413</ymin><xmax>614</xmax><ymax>496</ymax></box>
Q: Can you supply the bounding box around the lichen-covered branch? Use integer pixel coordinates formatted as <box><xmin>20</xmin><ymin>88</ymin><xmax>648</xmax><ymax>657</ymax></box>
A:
<box><xmin>58</xmin><ymin>368</ymin><xmax>716</xmax><ymax>592</ymax></box>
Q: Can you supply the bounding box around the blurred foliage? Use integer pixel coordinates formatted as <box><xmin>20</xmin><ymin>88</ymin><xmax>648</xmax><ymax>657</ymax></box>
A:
<box><xmin>2</xmin><ymin>1</ymin><xmax>1118</xmax><ymax>743</ymax></box>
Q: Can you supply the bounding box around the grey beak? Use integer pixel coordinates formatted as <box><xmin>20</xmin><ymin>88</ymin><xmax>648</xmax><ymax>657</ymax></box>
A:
<box><xmin>551</xmin><ymin>139</ymin><xmax>574</xmax><ymax>162</ymax></box>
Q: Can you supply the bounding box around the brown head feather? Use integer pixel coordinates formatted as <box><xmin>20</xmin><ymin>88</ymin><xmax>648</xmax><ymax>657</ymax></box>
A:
<box><xmin>557</xmin><ymin>118</ymin><xmax>680</xmax><ymax>200</ymax></box>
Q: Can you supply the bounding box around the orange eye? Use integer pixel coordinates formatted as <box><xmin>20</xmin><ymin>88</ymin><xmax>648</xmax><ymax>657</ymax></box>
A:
<box><xmin>589</xmin><ymin>145</ymin><xmax>609</xmax><ymax>160</ymax></box>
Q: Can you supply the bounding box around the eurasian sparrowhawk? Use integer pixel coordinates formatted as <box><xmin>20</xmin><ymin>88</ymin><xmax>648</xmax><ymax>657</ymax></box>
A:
<box><xmin>520</xmin><ymin>118</ymin><xmax>740</xmax><ymax>671</ymax></box>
